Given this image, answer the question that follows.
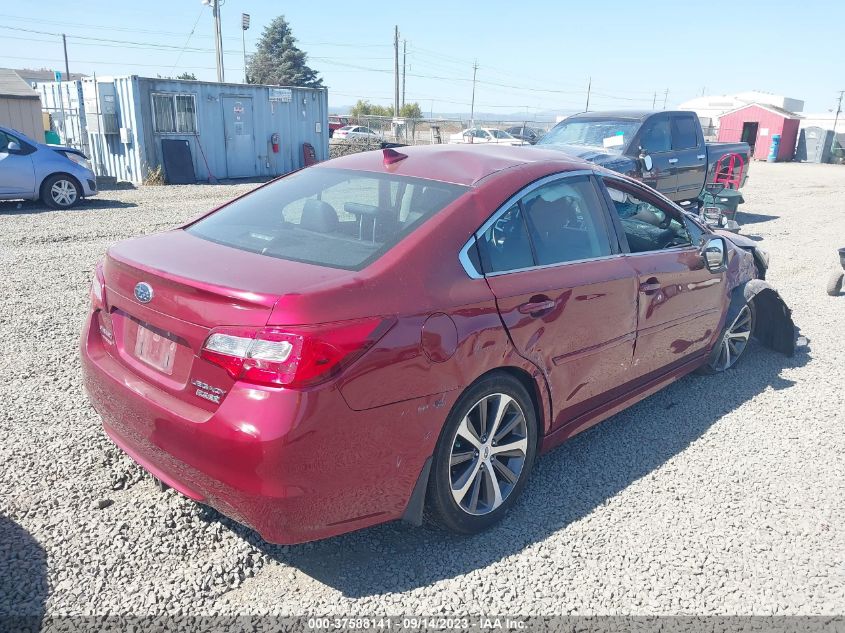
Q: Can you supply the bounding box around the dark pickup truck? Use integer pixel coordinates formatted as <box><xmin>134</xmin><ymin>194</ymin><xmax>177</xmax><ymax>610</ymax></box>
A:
<box><xmin>536</xmin><ymin>110</ymin><xmax>750</xmax><ymax>204</ymax></box>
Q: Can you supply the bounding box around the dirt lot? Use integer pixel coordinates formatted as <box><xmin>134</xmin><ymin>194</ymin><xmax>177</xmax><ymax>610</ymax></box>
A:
<box><xmin>1</xmin><ymin>161</ymin><xmax>844</xmax><ymax>619</ymax></box>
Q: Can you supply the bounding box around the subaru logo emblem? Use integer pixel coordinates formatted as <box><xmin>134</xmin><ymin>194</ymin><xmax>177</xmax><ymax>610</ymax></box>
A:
<box><xmin>134</xmin><ymin>282</ymin><xmax>153</xmax><ymax>303</ymax></box>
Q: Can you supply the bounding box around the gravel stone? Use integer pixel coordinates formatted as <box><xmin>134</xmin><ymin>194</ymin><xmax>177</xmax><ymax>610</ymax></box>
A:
<box><xmin>0</xmin><ymin>163</ymin><xmax>843</xmax><ymax>618</ymax></box>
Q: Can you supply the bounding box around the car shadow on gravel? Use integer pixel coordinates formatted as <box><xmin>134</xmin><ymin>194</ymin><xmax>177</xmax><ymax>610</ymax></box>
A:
<box><xmin>0</xmin><ymin>199</ymin><xmax>137</xmax><ymax>215</ymax></box>
<box><xmin>211</xmin><ymin>341</ymin><xmax>811</xmax><ymax>598</ymax></box>
<box><xmin>0</xmin><ymin>515</ymin><xmax>47</xmax><ymax>632</ymax></box>
<box><xmin>735</xmin><ymin>211</ymin><xmax>780</xmax><ymax>225</ymax></box>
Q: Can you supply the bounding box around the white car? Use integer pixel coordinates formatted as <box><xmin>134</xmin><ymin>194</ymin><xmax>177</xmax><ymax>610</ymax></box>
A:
<box><xmin>334</xmin><ymin>125</ymin><xmax>383</xmax><ymax>141</ymax></box>
<box><xmin>449</xmin><ymin>128</ymin><xmax>526</xmax><ymax>145</ymax></box>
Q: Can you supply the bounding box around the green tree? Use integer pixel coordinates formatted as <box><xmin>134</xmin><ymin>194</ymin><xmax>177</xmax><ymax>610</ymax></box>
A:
<box><xmin>350</xmin><ymin>100</ymin><xmax>423</xmax><ymax>118</ymax></box>
<box><xmin>350</xmin><ymin>99</ymin><xmax>375</xmax><ymax>117</ymax></box>
<box><xmin>399</xmin><ymin>102</ymin><xmax>423</xmax><ymax>119</ymax></box>
<box><xmin>247</xmin><ymin>16</ymin><xmax>323</xmax><ymax>87</ymax></box>
<box><xmin>176</xmin><ymin>72</ymin><xmax>197</xmax><ymax>80</ymax></box>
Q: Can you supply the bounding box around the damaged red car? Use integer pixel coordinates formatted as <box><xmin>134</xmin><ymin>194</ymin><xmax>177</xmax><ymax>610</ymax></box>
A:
<box><xmin>81</xmin><ymin>145</ymin><xmax>794</xmax><ymax>544</ymax></box>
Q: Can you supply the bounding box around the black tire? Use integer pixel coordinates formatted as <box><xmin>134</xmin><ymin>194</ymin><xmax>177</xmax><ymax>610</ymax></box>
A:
<box><xmin>826</xmin><ymin>270</ymin><xmax>844</xmax><ymax>296</ymax></box>
<box><xmin>426</xmin><ymin>373</ymin><xmax>538</xmax><ymax>535</ymax></box>
<box><xmin>698</xmin><ymin>299</ymin><xmax>756</xmax><ymax>375</ymax></box>
<box><xmin>41</xmin><ymin>174</ymin><xmax>81</xmax><ymax>209</ymax></box>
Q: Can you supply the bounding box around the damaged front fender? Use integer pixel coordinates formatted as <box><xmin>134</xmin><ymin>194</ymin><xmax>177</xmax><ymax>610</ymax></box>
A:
<box><xmin>726</xmin><ymin>279</ymin><xmax>796</xmax><ymax>356</ymax></box>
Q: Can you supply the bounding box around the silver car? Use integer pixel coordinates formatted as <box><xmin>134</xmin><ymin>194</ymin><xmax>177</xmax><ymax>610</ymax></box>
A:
<box><xmin>0</xmin><ymin>125</ymin><xmax>97</xmax><ymax>209</ymax></box>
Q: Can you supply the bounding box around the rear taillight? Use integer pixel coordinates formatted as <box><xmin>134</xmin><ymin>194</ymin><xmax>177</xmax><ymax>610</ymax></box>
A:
<box><xmin>91</xmin><ymin>262</ymin><xmax>105</xmax><ymax>307</ymax></box>
<box><xmin>200</xmin><ymin>317</ymin><xmax>393</xmax><ymax>388</ymax></box>
<box><xmin>98</xmin><ymin>310</ymin><xmax>114</xmax><ymax>344</ymax></box>
<box><xmin>91</xmin><ymin>262</ymin><xmax>114</xmax><ymax>344</ymax></box>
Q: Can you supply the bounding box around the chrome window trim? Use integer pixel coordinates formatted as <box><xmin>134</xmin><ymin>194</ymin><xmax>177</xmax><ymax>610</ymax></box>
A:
<box><xmin>484</xmin><ymin>252</ymin><xmax>625</xmax><ymax>277</ymax></box>
<box><xmin>457</xmin><ymin>169</ymin><xmax>596</xmax><ymax>279</ymax></box>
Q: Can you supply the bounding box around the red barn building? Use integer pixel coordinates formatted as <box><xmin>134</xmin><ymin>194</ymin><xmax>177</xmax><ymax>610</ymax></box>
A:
<box><xmin>717</xmin><ymin>103</ymin><xmax>800</xmax><ymax>161</ymax></box>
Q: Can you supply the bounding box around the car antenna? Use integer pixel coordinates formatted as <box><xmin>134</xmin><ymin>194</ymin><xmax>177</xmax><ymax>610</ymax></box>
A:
<box><xmin>382</xmin><ymin>148</ymin><xmax>408</xmax><ymax>165</ymax></box>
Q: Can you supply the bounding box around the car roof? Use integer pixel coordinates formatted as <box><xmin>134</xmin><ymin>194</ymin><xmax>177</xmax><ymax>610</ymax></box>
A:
<box><xmin>566</xmin><ymin>109</ymin><xmax>689</xmax><ymax>121</ymax></box>
<box><xmin>318</xmin><ymin>144</ymin><xmax>594</xmax><ymax>186</ymax></box>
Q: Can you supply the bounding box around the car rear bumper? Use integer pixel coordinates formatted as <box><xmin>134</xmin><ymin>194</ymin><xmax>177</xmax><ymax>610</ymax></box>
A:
<box><xmin>80</xmin><ymin>312</ymin><xmax>444</xmax><ymax>544</ymax></box>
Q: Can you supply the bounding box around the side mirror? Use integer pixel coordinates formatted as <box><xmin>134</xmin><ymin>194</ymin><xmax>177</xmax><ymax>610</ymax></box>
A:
<box><xmin>5</xmin><ymin>141</ymin><xmax>21</xmax><ymax>153</ymax></box>
<box><xmin>700</xmin><ymin>236</ymin><xmax>727</xmax><ymax>272</ymax></box>
<box><xmin>638</xmin><ymin>146</ymin><xmax>653</xmax><ymax>172</ymax></box>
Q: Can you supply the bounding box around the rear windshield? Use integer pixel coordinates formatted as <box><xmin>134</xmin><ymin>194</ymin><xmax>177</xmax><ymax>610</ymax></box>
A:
<box><xmin>186</xmin><ymin>168</ymin><xmax>467</xmax><ymax>270</ymax></box>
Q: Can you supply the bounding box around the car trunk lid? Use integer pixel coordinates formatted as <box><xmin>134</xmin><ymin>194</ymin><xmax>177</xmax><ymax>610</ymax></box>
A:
<box><xmin>101</xmin><ymin>229</ymin><xmax>351</xmax><ymax>408</ymax></box>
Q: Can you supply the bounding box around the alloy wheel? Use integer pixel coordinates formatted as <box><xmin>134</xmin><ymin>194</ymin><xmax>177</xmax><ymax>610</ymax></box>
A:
<box><xmin>51</xmin><ymin>180</ymin><xmax>78</xmax><ymax>207</ymax></box>
<box><xmin>713</xmin><ymin>304</ymin><xmax>753</xmax><ymax>371</ymax></box>
<box><xmin>448</xmin><ymin>393</ymin><xmax>528</xmax><ymax>516</ymax></box>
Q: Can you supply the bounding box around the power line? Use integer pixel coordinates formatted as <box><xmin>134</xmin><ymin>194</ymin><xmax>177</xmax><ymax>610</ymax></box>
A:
<box><xmin>0</xmin><ymin>12</ymin><xmax>392</xmax><ymax>47</ymax></box>
<box><xmin>170</xmin><ymin>7</ymin><xmax>205</xmax><ymax>74</ymax></box>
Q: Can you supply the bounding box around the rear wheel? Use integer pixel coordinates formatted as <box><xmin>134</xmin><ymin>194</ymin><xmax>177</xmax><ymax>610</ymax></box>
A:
<box><xmin>426</xmin><ymin>374</ymin><xmax>538</xmax><ymax>534</ymax></box>
<box><xmin>699</xmin><ymin>301</ymin><xmax>755</xmax><ymax>374</ymax></box>
<box><xmin>41</xmin><ymin>174</ymin><xmax>81</xmax><ymax>209</ymax></box>
<box><xmin>827</xmin><ymin>270</ymin><xmax>844</xmax><ymax>296</ymax></box>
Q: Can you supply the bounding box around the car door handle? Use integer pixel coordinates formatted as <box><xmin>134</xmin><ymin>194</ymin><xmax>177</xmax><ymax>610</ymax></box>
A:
<box><xmin>668</xmin><ymin>158</ymin><xmax>679</xmax><ymax>164</ymax></box>
<box><xmin>639</xmin><ymin>280</ymin><xmax>662</xmax><ymax>294</ymax></box>
<box><xmin>518</xmin><ymin>299</ymin><xmax>555</xmax><ymax>314</ymax></box>
<box><xmin>697</xmin><ymin>154</ymin><xmax>706</xmax><ymax>160</ymax></box>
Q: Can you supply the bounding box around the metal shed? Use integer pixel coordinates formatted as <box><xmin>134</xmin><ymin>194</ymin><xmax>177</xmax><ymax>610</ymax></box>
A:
<box><xmin>717</xmin><ymin>103</ymin><xmax>800</xmax><ymax>161</ymax></box>
<box><xmin>0</xmin><ymin>68</ymin><xmax>43</xmax><ymax>140</ymax></box>
<box><xmin>37</xmin><ymin>75</ymin><xmax>329</xmax><ymax>183</ymax></box>
<box><xmin>795</xmin><ymin>126</ymin><xmax>835</xmax><ymax>164</ymax></box>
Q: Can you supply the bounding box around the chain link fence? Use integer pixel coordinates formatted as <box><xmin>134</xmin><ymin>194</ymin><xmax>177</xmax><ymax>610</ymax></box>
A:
<box><xmin>329</xmin><ymin>115</ymin><xmax>556</xmax><ymax>159</ymax></box>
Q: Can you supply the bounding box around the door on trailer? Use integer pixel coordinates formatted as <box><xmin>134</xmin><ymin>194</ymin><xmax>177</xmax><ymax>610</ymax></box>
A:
<box><xmin>222</xmin><ymin>96</ymin><xmax>256</xmax><ymax>178</ymax></box>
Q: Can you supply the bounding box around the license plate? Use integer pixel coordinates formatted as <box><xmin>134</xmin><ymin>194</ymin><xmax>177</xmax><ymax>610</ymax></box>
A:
<box><xmin>134</xmin><ymin>323</ymin><xmax>177</xmax><ymax>375</ymax></box>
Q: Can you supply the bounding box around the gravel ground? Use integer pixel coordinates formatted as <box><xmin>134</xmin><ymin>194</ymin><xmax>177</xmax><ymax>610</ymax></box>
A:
<box><xmin>1</xmin><ymin>162</ymin><xmax>844</xmax><ymax>621</ymax></box>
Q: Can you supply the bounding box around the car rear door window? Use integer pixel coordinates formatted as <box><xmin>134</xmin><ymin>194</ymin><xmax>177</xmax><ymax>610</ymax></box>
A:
<box><xmin>473</xmin><ymin>175</ymin><xmax>612</xmax><ymax>274</ymax></box>
<box><xmin>522</xmin><ymin>178</ymin><xmax>612</xmax><ymax>265</ymax></box>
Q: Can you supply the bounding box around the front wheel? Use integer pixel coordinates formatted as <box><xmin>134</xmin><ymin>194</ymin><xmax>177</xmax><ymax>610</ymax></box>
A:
<box><xmin>426</xmin><ymin>374</ymin><xmax>538</xmax><ymax>534</ymax></box>
<box><xmin>42</xmin><ymin>175</ymin><xmax>81</xmax><ymax>209</ymax></box>
<box><xmin>699</xmin><ymin>301</ymin><xmax>756</xmax><ymax>374</ymax></box>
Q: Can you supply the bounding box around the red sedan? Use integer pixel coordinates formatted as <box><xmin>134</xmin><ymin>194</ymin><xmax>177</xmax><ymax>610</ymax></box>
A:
<box><xmin>81</xmin><ymin>145</ymin><xmax>793</xmax><ymax>543</ymax></box>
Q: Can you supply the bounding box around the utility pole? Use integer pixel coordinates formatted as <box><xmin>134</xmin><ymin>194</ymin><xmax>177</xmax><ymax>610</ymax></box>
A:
<box><xmin>585</xmin><ymin>76</ymin><xmax>591</xmax><ymax>112</ymax></box>
<box><xmin>241</xmin><ymin>13</ymin><xmax>250</xmax><ymax>83</ymax></box>
<box><xmin>832</xmin><ymin>90</ymin><xmax>844</xmax><ymax>158</ymax></box>
<box><xmin>652</xmin><ymin>91</ymin><xmax>657</xmax><ymax>109</ymax></box>
<box><xmin>202</xmin><ymin>0</ymin><xmax>224</xmax><ymax>82</ymax></box>
<box><xmin>401</xmin><ymin>40</ymin><xmax>407</xmax><ymax>109</ymax></box>
<box><xmin>62</xmin><ymin>34</ymin><xmax>69</xmax><ymax>78</ymax></box>
<box><xmin>662</xmin><ymin>88</ymin><xmax>669</xmax><ymax>109</ymax></box>
<box><xmin>470</xmin><ymin>60</ymin><xmax>479</xmax><ymax>127</ymax></box>
<box><xmin>393</xmin><ymin>26</ymin><xmax>400</xmax><ymax>122</ymax></box>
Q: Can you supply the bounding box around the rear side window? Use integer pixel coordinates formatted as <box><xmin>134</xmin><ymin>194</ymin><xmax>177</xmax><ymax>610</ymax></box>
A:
<box><xmin>475</xmin><ymin>176</ymin><xmax>612</xmax><ymax>273</ymax></box>
<box><xmin>187</xmin><ymin>168</ymin><xmax>467</xmax><ymax>270</ymax></box>
<box><xmin>672</xmin><ymin>116</ymin><xmax>699</xmax><ymax>150</ymax></box>
<box><xmin>523</xmin><ymin>178</ymin><xmax>612</xmax><ymax>265</ymax></box>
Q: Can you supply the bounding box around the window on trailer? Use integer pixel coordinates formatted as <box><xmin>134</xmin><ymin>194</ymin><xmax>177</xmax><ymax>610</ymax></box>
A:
<box><xmin>152</xmin><ymin>93</ymin><xmax>197</xmax><ymax>134</ymax></box>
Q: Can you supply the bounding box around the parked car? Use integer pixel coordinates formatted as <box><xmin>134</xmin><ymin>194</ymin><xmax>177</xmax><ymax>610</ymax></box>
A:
<box><xmin>449</xmin><ymin>127</ymin><xmax>526</xmax><ymax>145</ymax></box>
<box><xmin>536</xmin><ymin>110</ymin><xmax>750</xmax><ymax>205</ymax></box>
<box><xmin>81</xmin><ymin>145</ymin><xmax>794</xmax><ymax>544</ymax></box>
<box><xmin>504</xmin><ymin>125</ymin><xmax>544</xmax><ymax>144</ymax></box>
<box><xmin>333</xmin><ymin>125</ymin><xmax>382</xmax><ymax>141</ymax></box>
<box><xmin>328</xmin><ymin>115</ymin><xmax>350</xmax><ymax>137</ymax></box>
<box><xmin>0</xmin><ymin>125</ymin><xmax>97</xmax><ymax>209</ymax></box>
